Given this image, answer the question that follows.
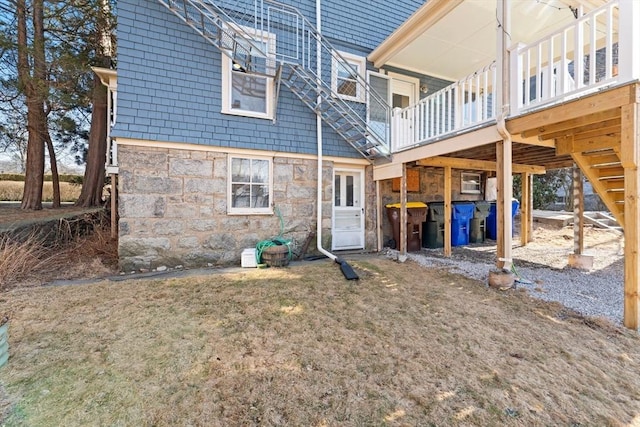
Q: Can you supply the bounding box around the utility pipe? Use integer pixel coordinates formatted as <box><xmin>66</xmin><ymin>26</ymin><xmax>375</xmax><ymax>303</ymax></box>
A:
<box><xmin>496</xmin><ymin>0</ymin><xmax>513</xmax><ymax>270</ymax></box>
<box><xmin>315</xmin><ymin>0</ymin><xmax>334</xmax><ymax>261</ymax></box>
<box><xmin>314</xmin><ymin>0</ymin><xmax>357</xmax><ymax>279</ymax></box>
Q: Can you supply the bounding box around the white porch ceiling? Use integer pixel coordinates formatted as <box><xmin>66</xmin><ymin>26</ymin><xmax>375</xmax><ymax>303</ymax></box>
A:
<box><xmin>375</xmin><ymin>0</ymin><xmax>606</xmax><ymax>81</ymax></box>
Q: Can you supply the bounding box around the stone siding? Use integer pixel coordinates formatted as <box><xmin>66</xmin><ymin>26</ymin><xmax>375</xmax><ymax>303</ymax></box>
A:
<box><xmin>118</xmin><ymin>145</ymin><xmax>374</xmax><ymax>270</ymax></box>
<box><xmin>379</xmin><ymin>167</ymin><xmax>485</xmax><ymax>247</ymax></box>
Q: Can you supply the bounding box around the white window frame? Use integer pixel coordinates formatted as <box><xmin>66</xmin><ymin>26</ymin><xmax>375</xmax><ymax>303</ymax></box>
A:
<box><xmin>461</xmin><ymin>172</ymin><xmax>482</xmax><ymax>194</ymax></box>
<box><xmin>227</xmin><ymin>155</ymin><xmax>273</xmax><ymax>215</ymax></box>
<box><xmin>221</xmin><ymin>26</ymin><xmax>276</xmax><ymax>120</ymax></box>
<box><xmin>331</xmin><ymin>50</ymin><xmax>366</xmax><ymax>103</ymax></box>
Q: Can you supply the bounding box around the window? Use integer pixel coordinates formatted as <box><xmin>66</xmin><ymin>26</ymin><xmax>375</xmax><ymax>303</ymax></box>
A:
<box><xmin>331</xmin><ymin>51</ymin><xmax>366</xmax><ymax>102</ymax></box>
<box><xmin>461</xmin><ymin>172</ymin><xmax>482</xmax><ymax>194</ymax></box>
<box><xmin>228</xmin><ymin>156</ymin><xmax>272</xmax><ymax>214</ymax></box>
<box><xmin>221</xmin><ymin>27</ymin><xmax>275</xmax><ymax>119</ymax></box>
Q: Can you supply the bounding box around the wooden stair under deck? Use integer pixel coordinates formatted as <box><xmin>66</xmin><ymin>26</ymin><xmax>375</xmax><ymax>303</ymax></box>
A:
<box><xmin>571</xmin><ymin>146</ymin><xmax>625</xmax><ymax>228</ymax></box>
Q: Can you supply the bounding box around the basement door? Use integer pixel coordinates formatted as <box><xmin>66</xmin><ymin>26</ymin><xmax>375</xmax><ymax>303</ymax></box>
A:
<box><xmin>332</xmin><ymin>168</ymin><xmax>365</xmax><ymax>250</ymax></box>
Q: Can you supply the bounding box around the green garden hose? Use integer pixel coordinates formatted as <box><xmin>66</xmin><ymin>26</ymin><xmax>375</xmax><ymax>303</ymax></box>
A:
<box><xmin>255</xmin><ymin>206</ymin><xmax>293</xmax><ymax>264</ymax></box>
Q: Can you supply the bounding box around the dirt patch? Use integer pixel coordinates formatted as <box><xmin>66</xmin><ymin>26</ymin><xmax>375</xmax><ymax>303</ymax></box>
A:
<box><xmin>446</xmin><ymin>221</ymin><xmax>624</xmax><ymax>270</ymax></box>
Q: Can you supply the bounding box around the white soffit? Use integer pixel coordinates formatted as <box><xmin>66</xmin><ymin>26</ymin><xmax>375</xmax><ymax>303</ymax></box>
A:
<box><xmin>381</xmin><ymin>0</ymin><xmax>605</xmax><ymax>81</ymax></box>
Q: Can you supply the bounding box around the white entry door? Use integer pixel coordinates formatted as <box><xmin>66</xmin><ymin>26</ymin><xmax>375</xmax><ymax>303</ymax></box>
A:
<box><xmin>390</xmin><ymin>73</ymin><xmax>419</xmax><ymax>144</ymax></box>
<box><xmin>332</xmin><ymin>169</ymin><xmax>365</xmax><ymax>250</ymax></box>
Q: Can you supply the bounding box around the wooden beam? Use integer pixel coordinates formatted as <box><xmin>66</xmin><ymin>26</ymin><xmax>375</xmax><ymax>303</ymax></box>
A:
<box><xmin>539</xmin><ymin>119</ymin><xmax>620</xmax><ymax>141</ymax></box>
<box><xmin>110</xmin><ymin>173</ymin><xmax>117</xmax><ymax>239</ymax></box>
<box><xmin>416</xmin><ymin>156</ymin><xmax>545</xmax><ymax>174</ymax></box>
<box><xmin>520</xmin><ymin>172</ymin><xmax>530</xmax><ymax>246</ymax></box>
<box><xmin>400</xmin><ymin>163</ymin><xmax>407</xmax><ymax>256</ymax></box>
<box><xmin>508</xmin><ymin>85</ymin><xmax>635</xmax><ymax>134</ymax></box>
<box><xmin>511</xmin><ymin>134</ymin><xmax>556</xmax><ymax>147</ymax></box>
<box><xmin>573</xmin><ymin>166</ymin><xmax>584</xmax><ymax>255</ymax></box>
<box><xmin>496</xmin><ymin>140</ymin><xmax>513</xmax><ymax>269</ymax></box>
<box><xmin>556</xmin><ymin>135</ymin><xmax>621</xmax><ymax>156</ymax></box>
<box><xmin>444</xmin><ymin>166</ymin><xmax>452</xmax><ymax>257</ymax></box>
<box><xmin>376</xmin><ymin>180</ymin><xmax>382</xmax><ymax>252</ymax></box>
<box><xmin>621</xmin><ymin>103</ymin><xmax>640</xmax><ymax>329</ymax></box>
<box><xmin>520</xmin><ymin>108</ymin><xmax>621</xmax><ymax>139</ymax></box>
<box><xmin>527</xmin><ymin>173</ymin><xmax>534</xmax><ymax>243</ymax></box>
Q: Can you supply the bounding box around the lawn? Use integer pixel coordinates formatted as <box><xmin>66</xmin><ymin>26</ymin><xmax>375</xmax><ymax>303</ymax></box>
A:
<box><xmin>0</xmin><ymin>256</ymin><xmax>639</xmax><ymax>426</ymax></box>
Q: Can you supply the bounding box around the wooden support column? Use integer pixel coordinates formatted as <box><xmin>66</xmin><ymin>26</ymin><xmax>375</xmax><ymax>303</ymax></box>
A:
<box><xmin>568</xmin><ymin>165</ymin><xmax>593</xmax><ymax>270</ymax></box>
<box><xmin>110</xmin><ymin>173</ymin><xmax>117</xmax><ymax>239</ymax></box>
<box><xmin>376</xmin><ymin>180</ymin><xmax>382</xmax><ymax>252</ymax></box>
<box><xmin>400</xmin><ymin>163</ymin><xmax>407</xmax><ymax>257</ymax></box>
<box><xmin>496</xmin><ymin>140</ymin><xmax>513</xmax><ymax>269</ymax></box>
<box><xmin>621</xmin><ymin>102</ymin><xmax>640</xmax><ymax>329</ymax></box>
<box><xmin>520</xmin><ymin>172</ymin><xmax>530</xmax><ymax>246</ymax></box>
<box><xmin>573</xmin><ymin>165</ymin><xmax>584</xmax><ymax>255</ymax></box>
<box><xmin>444</xmin><ymin>166</ymin><xmax>452</xmax><ymax>257</ymax></box>
<box><xmin>527</xmin><ymin>173</ymin><xmax>534</xmax><ymax>243</ymax></box>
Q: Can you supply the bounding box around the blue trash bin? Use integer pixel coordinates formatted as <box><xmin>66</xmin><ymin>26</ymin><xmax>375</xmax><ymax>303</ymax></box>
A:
<box><xmin>486</xmin><ymin>199</ymin><xmax>519</xmax><ymax>240</ymax></box>
<box><xmin>451</xmin><ymin>202</ymin><xmax>475</xmax><ymax>246</ymax></box>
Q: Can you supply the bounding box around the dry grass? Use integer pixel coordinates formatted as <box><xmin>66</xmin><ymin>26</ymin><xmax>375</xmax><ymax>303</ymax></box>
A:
<box><xmin>0</xmin><ymin>181</ymin><xmax>81</xmax><ymax>202</ymax></box>
<box><xmin>0</xmin><ymin>226</ymin><xmax>117</xmax><ymax>290</ymax></box>
<box><xmin>1</xmin><ymin>257</ymin><xmax>639</xmax><ymax>426</ymax></box>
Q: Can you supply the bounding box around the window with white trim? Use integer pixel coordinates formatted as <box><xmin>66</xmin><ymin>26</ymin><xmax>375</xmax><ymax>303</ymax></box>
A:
<box><xmin>461</xmin><ymin>172</ymin><xmax>482</xmax><ymax>194</ymax></box>
<box><xmin>221</xmin><ymin>27</ymin><xmax>276</xmax><ymax>119</ymax></box>
<box><xmin>331</xmin><ymin>51</ymin><xmax>366</xmax><ymax>102</ymax></box>
<box><xmin>228</xmin><ymin>156</ymin><xmax>272</xmax><ymax>214</ymax></box>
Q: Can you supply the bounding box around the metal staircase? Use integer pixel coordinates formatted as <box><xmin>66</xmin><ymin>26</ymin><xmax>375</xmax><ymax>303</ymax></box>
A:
<box><xmin>157</xmin><ymin>0</ymin><xmax>392</xmax><ymax>161</ymax></box>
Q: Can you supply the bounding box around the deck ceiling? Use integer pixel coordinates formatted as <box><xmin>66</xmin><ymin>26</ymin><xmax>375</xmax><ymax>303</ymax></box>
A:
<box><xmin>373</xmin><ymin>0</ymin><xmax>607</xmax><ymax>81</ymax></box>
<box><xmin>443</xmin><ymin>143</ymin><xmax>573</xmax><ymax>170</ymax></box>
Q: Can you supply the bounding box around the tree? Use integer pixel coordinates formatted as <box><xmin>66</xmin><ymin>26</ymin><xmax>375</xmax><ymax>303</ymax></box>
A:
<box><xmin>16</xmin><ymin>0</ymin><xmax>47</xmax><ymax>210</ymax></box>
<box><xmin>75</xmin><ymin>0</ymin><xmax>114</xmax><ymax>207</ymax></box>
<box><xmin>1</xmin><ymin>0</ymin><xmax>116</xmax><ymax>209</ymax></box>
<box><xmin>0</xmin><ymin>109</ymin><xmax>29</xmax><ymax>172</ymax></box>
<box><xmin>513</xmin><ymin>168</ymin><xmax>567</xmax><ymax>209</ymax></box>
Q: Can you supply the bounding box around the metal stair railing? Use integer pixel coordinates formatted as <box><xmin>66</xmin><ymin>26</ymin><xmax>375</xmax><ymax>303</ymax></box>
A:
<box><xmin>156</xmin><ymin>0</ymin><xmax>392</xmax><ymax>161</ymax></box>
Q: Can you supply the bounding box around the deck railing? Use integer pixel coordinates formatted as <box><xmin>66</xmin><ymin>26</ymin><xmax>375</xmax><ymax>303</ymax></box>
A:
<box><xmin>510</xmin><ymin>0</ymin><xmax>621</xmax><ymax>115</ymax></box>
<box><xmin>391</xmin><ymin>62</ymin><xmax>497</xmax><ymax>152</ymax></box>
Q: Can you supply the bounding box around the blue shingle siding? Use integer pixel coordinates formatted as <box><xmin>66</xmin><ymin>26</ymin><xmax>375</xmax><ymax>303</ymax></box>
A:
<box><xmin>321</xmin><ymin>0</ymin><xmax>424</xmax><ymax>51</ymax></box>
<box><xmin>113</xmin><ymin>0</ymin><xmax>424</xmax><ymax>157</ymax></box>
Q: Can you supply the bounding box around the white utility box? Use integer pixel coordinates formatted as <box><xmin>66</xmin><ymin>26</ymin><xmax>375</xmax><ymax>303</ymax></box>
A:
<box><xmin>241</xmin><ymin>248</ymin><xmax>257</xmax><ymax>268</ymax></box>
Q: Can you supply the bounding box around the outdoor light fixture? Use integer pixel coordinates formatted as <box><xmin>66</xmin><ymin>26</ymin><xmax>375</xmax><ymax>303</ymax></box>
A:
<box><xmin>232</xmin><ymin>61</ymin><xmax>246</xmax><ymax>73</ymax></box>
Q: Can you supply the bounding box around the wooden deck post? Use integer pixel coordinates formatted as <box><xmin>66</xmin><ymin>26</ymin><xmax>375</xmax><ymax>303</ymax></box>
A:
<box><xmin>527</xmin><ymin>173</ymin><xmax>533</xmax><ymax>243</ymax></box>
<box><xmin>520</xmin><ymin>172</ymin><xmax>530</xmax><ymax>246</ymax></box>
<box><xmin>110</xmin><ymin>173</ymin><xmax>117</xmax><ymax>239</ymax></box>
<box><xmin>400</xmin><ymin>163</ymin><xmax>407</xmax><ymax>257</ymax></box>
<box><xmin>621</xmin><ymin>102</ymin><xmax>640</xmax><ymax>329</ymax></box>
<box><xmin>573</xmin><ymin>165</ymin><xmax>584</xmax><ymax>255</ymax></box>
<box><xmin>444</xmin><ymin>165</ymin><xmax>452</xmax><ymax>257</ymax></box>
<box><xmin>376</xmin><ymin>180</ymin><xmax>382</xmax><ymax>252</ymax></box>
<box><xmin>496</xmin><ymin>140</ymin><xmax>513</xmax><ymax>269</ymax></box>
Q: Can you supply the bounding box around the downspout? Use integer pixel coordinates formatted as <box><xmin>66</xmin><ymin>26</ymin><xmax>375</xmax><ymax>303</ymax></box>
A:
<box><xmin>314</xmin><ymin>0</ymin><xmax>358</xmax><ymax>279</ymax></box>
<box><xmin>496</xmin><ymin>0</ymin><xmax>513</xmax><ymax>269</ymax></box>
<box><xmin>315</xmin><ymin>0</ymin><xmax>334</xmax><ymax>261</ymax></box>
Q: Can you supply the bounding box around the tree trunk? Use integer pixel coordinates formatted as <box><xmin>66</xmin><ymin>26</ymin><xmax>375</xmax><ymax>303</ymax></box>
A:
<box><xmin>75</xmin><ymin>64</ymin><xmax>108</xmax><ymax>207</ymax></box>
<box><xmin>45</xmin><ymin>131</ymin><xmax>61</xmax><ymax>208</ymax></box>
<box><xmin>18</xmin><ymin>0</ymin><xmax>47</xmax><ymax>211</ymax></box>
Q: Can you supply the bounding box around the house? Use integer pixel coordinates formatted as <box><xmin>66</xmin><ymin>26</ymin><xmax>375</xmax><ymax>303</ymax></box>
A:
<box><xmin>102</xmin><ymin>0</ymin><xmax>640</xmax><ymax>328</ymax></box>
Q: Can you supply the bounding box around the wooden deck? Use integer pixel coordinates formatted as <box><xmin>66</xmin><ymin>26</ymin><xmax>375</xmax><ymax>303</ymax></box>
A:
<box><xmin>375</xmin><ymin>81</ymin><xmax>640</xmax><ymax>328</ymax></box>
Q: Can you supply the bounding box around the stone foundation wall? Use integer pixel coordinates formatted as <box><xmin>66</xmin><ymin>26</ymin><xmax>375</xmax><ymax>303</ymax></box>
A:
<box><xmin>117</xmin><ymin>145</ymin><xmax>374</xmax><ymax>270</ymax></box>
<box><xmin>379</xmin><ymin>167</ymin><xmax>484</xmax><ymax>247</ymax></box>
